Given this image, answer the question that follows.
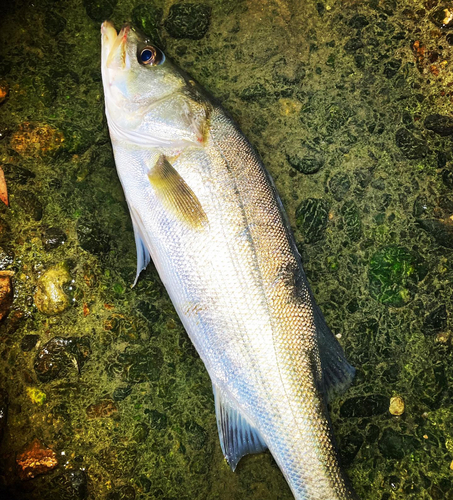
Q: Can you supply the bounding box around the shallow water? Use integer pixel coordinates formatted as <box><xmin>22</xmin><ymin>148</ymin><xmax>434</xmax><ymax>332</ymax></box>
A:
<box><xmin>0</xmin><ymin>0</ymin><xmax>453</xmax><ymax>499</ymax></box>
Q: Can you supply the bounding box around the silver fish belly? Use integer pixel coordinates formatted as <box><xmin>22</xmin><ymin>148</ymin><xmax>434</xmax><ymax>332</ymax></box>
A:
<box><xmin>101</xmin><ymin>22</ymin><xmax>358</xmax><ymax>500</ymax></box>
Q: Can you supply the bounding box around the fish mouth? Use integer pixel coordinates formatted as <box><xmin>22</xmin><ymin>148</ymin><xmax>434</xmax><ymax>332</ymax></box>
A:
<box><xmin>101</xmin><ymin>21</ymin><xmax>131</xmax><ymax>69</ymax></box>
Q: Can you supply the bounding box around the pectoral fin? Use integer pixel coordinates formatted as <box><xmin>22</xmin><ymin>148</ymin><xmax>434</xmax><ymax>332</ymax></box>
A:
<box><xmin>148</xmin><ymin>155</ymin><xmax>208</xmax><ymax>230</ymax></box>
<box><xmin>213</xmin><ymin>383</ymin><xmax>267</xmax><ymax>471</ymax></box>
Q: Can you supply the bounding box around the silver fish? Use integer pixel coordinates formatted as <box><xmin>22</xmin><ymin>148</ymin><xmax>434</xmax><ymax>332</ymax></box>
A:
<box><xmin>101</xmin><ymin>21</ymin><xmax>358</xmax><ymax>500</ymax></box>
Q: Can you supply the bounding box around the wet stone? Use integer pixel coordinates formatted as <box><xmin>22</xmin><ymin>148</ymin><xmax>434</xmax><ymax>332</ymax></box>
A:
<box><xmin>10</xmin><ymin>122</ymin><xmax>64</xmax><ymax>157</ymax></box>
<box><xmin>395</xmin><ymin>128</ymin><xmax>429</xmax><ymax>159</ymax></box>
<box><xmin>286</xmin><ymin>154</ymin><xmax>323</xmax><ymax>175</ymax></box>
<box><xmin>340</xmin><ymin>395</ymin><xmax>389</xmax><ymax>418</ymax></box>
<box><xmin>348</xmin><ymin>14</ymin><xmax>369</xmax><ymax>28</ymax></box>
<box><xmin>341</xmin><ymin>201</ymin><xmax>361</xmax><ymax>241</ymax></box>
<box><xmin>424</xmin><ymin>114</ymin><xmax>453</xmax><ymax>136</ymax></box>
<box><xmin>165</xmin><ymin>3</ymin><xmax>211</xmax><ymax>40</ymax></box>
<box><xmin>34</xmin><ymin>336</ymin><xmax>90</xmax><ymax>382</ymax></box>
<box><xmin>132</xmin><ymin>4</ymin><xmax>164</xmax><ymax>45</ymax></box>
<box><xmin>378</xmin><ymin>429</ymin><xmax>418</xmax><ymax>460</ymax></box>
<box><xmin>368</xmin><ymin>246</ymin><xmax>426</xmax><ymax>307</ymax></box>
<box><xmin>44</xmin><ymin>12</ymin><xmax>67</xmax><ymax>36</ymax></box>
<box><xmin>16</xmin><ymin>438</ymin><xmax>58</xmax><ymax>480</ymax></box>
<box><xmin>339</xmin><ymin>432</ymin><xmax>363</xmax><ymax>466</ymax></box>
<box><xmin>0</xmin><ymin>389</ymin><xmax>8</xmax><ymax>444</ymax></box>
<box><xmin>146</xmin><ymin>409</ymin><xmax>168</xmax><ymax>430</ymax></box>
<box><xmin>424</xmin><ymin>304</ymin><xmax>448</xmax><ymax>333</ymax></box>
<box><xmin>34</xmin><ymin>264</ymin><xmax>71</xmax><ymax>316</ymax></box>
<box><xmin>296</xmin><ymin>198</ymin><xmax>329</xmax><ymax>243</ymax></box>
<box><xmin>328</xmin><ymin>172</ymin><xmax>351</xmax><ymax>201</ymax></box>
<box><xmin>389</xmin><ymin>396</ymin><xmax>405</xmax><ymax>416</ymax></box>
<box><xmin>41</xmin><ymin>226</ymin><xmax>67</xmax><ymax>251</ymax></box>
<box><xmin>77</xmin><ymin>218</ymin><xmax>110</xmax><ymax>257</ymax></box>
<box><xmin>98</xmin><ymin>445</ymin><xmax>137</xmax><ymax>475</ymax></box>
<box><xmin>20</xmin><ymin>334</ymin><xmax>39</xmax><ymax>352</ymax></box>
<box><xmin>86</xmin><ymin>399</ymin><xmax>117</xmax><ymax>419</ymax></box>
<box><xmin>64</xmin><ymin>470</ymin><xmax>88</xmax><ymax>499</ymax></box>
<box><xmin>417</xmin><ymin>218</ymin><xmax>453</xmax><ymax>248</ymax></box>
<box><xmin>13</xmin><ymin>191</ymin><xmax>43</xmax><ymax>221</ymax></box>
<box><xmin>112</xmin><ymin>385</ymin><xmax>132</xmax><ymax>401</ymax></box>
<box><xmin>83</xmin><ymin>0</ymin><xmax>118</xmax><ymax>23</ymax></box>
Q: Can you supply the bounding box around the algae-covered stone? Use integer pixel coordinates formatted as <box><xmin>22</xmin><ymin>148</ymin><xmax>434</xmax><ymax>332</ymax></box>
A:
<box><xmin>424</xmin><ymin>114</ymin><xmax>453</xmax><ymax>136</ymax></box>
<box><xmin>165</xmin><ymin>3</ymin><xmax>211</xmax><ymax>40</ymax></box>
<box><xmin>44</xmin><ymin>12</ymin><xmax>66</xmax><ymax>36</ymax></box>
<box><xmin>417</xmin><ymin>218</ymin><xmax>453</xmax><ymax>248</ymax></box>
<box><xmin>395</xmin><ymin>128</ymin><xmax>428</xmax><ymax>160</ymax></box>
<box><xmin>132</xmin><ymin>4</ymin><xmax>164</xmax><ymax>46</ymax></box>
<box><xmin>286</xmin><ymin>154</ymin><xmax>323</xmax><ymax>175</ymax></box>
<box><xmin>328</xmin><ymin>173</ymin><xmax>350</xmax><ymax>201</ymax></box>
<box><xmin>240</xmin><ymin>83</ymin><xmax>269</xmax><ymax>102</ymax></box>
<box><xmin>340</xmin><ymin>395</ymin><xmax>388</xmax><ymax>418</ymax></box>
<box><xmin>368</xmin><ymin>246</ymin><xmax>426</xmax><ymax>307</ymax></box>
<box><xmin>0</xmin><ymin>389</ymin><xmax>8</xmax><ymax>444</ymax></box>
<box><xmin>133</xmin><ymin>422</ymin><xmax>149</xmax><ymax>443</ymax></box>
<box><xmin>340</xmin><ymin>200</ymin><xmax>361</xmax><ymax>241</ymax></box>
<box><xmin>378</xmin><ymin>429</ymin><xmax>418</xmax><ymax>460</ymax></box>
<box><xmin>20</xmin><ymin>334</ymin><xmax>39</xmax><ymax>351</ymax></box>
<box><xmin>41</xmin><ymin>226</ymin><xmax>67</xmax><ymax>251</ymax></box>
<box><xmin>83</xmin><ymin>0</ymin><xmax>118</xmax><ymax>23</ymax></box>
<box><xmin>389</xmin><ymin>396</ymin><xmax>405</xmax><ymax>416</ymax></box>
<box><xmin>296</xmin><ymin>198</ymin><xmax>329</xmax><ymax>243</ymax></box>
<box><xmin>13</xmin><ymin>191</ymin><xmax>43</xmax><ymax>221</ymax></box>
<box><xmin>34</xmin><ymin>264</ymin><xmax>71</xmax><ymax>315</ymax></box>
<box><xmin>77</xmin><ymin>218</ymin><xmax>110</xmax><ymax>257</ymax></box>
<box><xmin>423</xmin><ymin>304</ymin><xmax>448</xmax><ymax>333</ymax></box>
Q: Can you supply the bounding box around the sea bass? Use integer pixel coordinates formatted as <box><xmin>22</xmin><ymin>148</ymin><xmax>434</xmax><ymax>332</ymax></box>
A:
<box><xmin>101</xmin><ymin>21</ymin><xmax>358</xmax><ymax>500</ymax></box>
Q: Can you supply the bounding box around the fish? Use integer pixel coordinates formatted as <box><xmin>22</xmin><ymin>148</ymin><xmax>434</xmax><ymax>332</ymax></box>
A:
<box><xmin>101</xmin><ymin>21</ymin><xmax>358</xmax><ymax>500</ymax></box>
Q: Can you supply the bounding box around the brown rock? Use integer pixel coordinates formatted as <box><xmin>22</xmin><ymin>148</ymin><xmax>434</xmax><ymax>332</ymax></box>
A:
<box><xmin>10</xmin><ymin>122</ymin><xmax>64</xmax><ymax>157</ymax></box>
<box><xmin>16</xmin><ymin>438</ymin><xmax>58</xmax><ymax>480</ymax></box>
<box><xmin>0</xmin><ymin>272</ymin><xmax>13</xmax><ymax>321</ymax></box>
<box><xmin>86</xmin><ymin>399</ymin><xmax>117</xmax><ymax>419</ymax></box>
<box><xmin>0</xmin><ymin>166</ymin><xmax>8</xmax><ymax>206</ymax></box>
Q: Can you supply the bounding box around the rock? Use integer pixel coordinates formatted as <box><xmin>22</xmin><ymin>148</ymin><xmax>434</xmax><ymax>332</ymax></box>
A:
<box><xmin>83</xmin><ymin>0</ymin><xmax>118</xmax><ymax>23</ymax></box>
<box><xmin>34</xmin><ymin>264</ymin><xmax>71</xmax><ymax>315</ymax></box>
<box><xmin>417</xmin><ymin>218</ymin><xmax>453</xmax><ymax>248</ymax></box>
<box><xmin>10</xmin><ymin>122</ymin><xmax>64</xmax><ymax>157</ymax></box>
<box><xmin>368</xmin><ymin>246</ymin><xmax>426</xmax><ymax>307</ymax></box>
<box><xmin>286</xmin><ymin>154</ymin><xmax>323</xmax><ymax>175</ymax></box>
<box><xmin>0</xmin><ymin>81</ymin><xmax>9</xmax><ymax>105</ymax></box>
<box><xmin>338</xmin><ymin>432</ymin><xmax>363</xmax><ymax>466</ymax></box>
<box><xmin>184</xmin><ymin>421</ymin><xmax>207</xmax><ymax>450</ymax></box>
<box><xmin>132</xmin><ymin>4</ymin><xmax>164</xmax><ymax>46</ymax></box>
<box><xmin>0</xmin><ymin>273</ymin><xmax>12</xmax><ymax>321</ymax></box>
<box><xmin>424</xmin><ymin>114</ymin><xmax>453</xmax><ymax>136</ymax></box>
<box><xmin>296</xmin><ymin>198</ymin><xmax>329</xmax><ymax>243</ymax></box>
<box><xmin>389</xmin><ymin>396</ymin><xmax>405</xmax><ymax>415</ymax></box>
<box><xmin>0</xmin><ymin>389</ymin><xmax>8</xmax><ymax>443</ymax></box>
<box><xmin>112</xmin><ymin>386</ymin><xmax>132</xmax><ymax>401</ymax></box>
<box><xmin>98</xmin><ymin>445</ymin><xmax>137</xmax><ymax>475</ymax></box>
<box><xmin>395</xmin><ymin>128</ymin><xmax>428</xmax><ymax>159</ymax></box>
<box><xmin>1</xmin><ymin>163</ymin><xmax>35</xmax><ymax>184</ymax></box>
<box><xmin>328</xmin><ymin>173</ymin><xmax>351</xmax><ymax>201</ymax></box>
<box><xmin>41</xmin><ymin>226</ymin><xmax>67</xmax><ymax>251</ymax></box>
<box><xmin>341</xmin><ymin>200</ymin><xmax>361</xmax><ymax>241</ymax></box>
<box><xmin>378</xmin><ymin>429</ymin><xmax>418</xmax><ymax>460</ymax></box>
<box><xmin>340</xmin><ymin>395</ymin><xmax>389</xmax><ymax>418</ymax></box>
<box><xmin>347</xmin><ymin>14</ymin><xmax>369</xmax><ymax>28</ymax></box>
<box><xmin>69</xmin><ymin>470</ymin><xmax>88</xmax><ymax>498</ymax></box>
<box><xmin>240</xmin><ymin>83</ymin><xmax>268</xmax><ymax>102</ymax></box>
<box><xmin>20</xmin><ymin>334</ymin><xmax>39</xmax><ymax>351</ymax></box>
<box><xmin>13</xmin><ymin>191</ymin><xmax>43</xmax><ymax>221</ymax></box>
<box><xmin>86</xmin><ymin>399</ymin><xmax>117</xmax><ymax>419</ymax></box>
<box><xmin>16</xmin><ymin>438</ymin><xmax>58</xmax><ymax>480</ymax></box>
<box><xmin>44</xmin><ymin>12</ymin><xmax>67</xmax><ymax>36</ymax></box>
<box><xmin>424</xmin><ymin>304</ymin><xmax>448</xmax><ymax>333</ymax></box>
<box><xmin>447</xmin><ymin>33</ymin><xmax>453</xmax><ymax>45</ymax></box>
<box><xmin>383</xmin><ymin>59</ymin><xmax>401</xmax><ymax>78</ymax></box>
<box><xmin>77</xmin><ymin>218</ymin><xmax>110</xmax><ymax>257</ymax></box>
<box><xmin>344</xmin><ymin>37</ymin><xmax>364</xmax><ymax>52</ymax></box>
<box><xmin>60</xmin><ymin>122</ymin><xmax>94</xmax><ymax>154</ymax></box>
<box><xmin>431</xmin><ymin>6</ymin><xmax>453</xmax><ymax>28</ymax></box>
<box><xmin>165</xmin><ymin>3</ymin><xmax>211</xmax><ymax>40</ymax></box>
<box><xmin>116</xmin><ymin>346</ymin><xmax>164</xmax><ymax>384</ymax></box>
<box><xmin>442</xmin><ymin>169</ymin><xmax>453</xmax><ymax>189</ymax></box>
<box><xmin>34</xmin><ymin>336</ymin><xmax>90</xmax><ymax>382</ymax></box>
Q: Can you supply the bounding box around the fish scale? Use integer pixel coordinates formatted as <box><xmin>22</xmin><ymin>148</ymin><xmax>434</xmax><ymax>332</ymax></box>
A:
<box><xmin>101</xmin><ymin>21</ymin><xmax>358</xmax><ymax>500</ymax></box>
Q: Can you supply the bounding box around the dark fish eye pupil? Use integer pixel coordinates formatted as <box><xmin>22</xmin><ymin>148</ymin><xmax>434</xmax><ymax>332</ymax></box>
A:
<box><xmin>141</xmin><ymin>49</ymin><xmax>153</xmax><ymax>62</ymax></box>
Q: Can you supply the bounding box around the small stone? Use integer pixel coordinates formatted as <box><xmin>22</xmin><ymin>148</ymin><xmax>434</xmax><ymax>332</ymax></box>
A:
<box><xmin>383</xmin><ymin>59</ymin><xmax>402</xmax><ymax>78</ymax></box>
<box><xmin>86</xmin><ymin>399</ymin><xmax>117</xmax><ymax>419</ymax></box>
<box><xmin>344</xmin><ymin>37</ymin><xmax>364</xmax><ymax>52</ymax></box>
<box><xmin>395</xmin><ymin>128</ymin><xmax>429</xmax><ymax>159</ymax></box>
<box><xmin>389</xmin><ymin>396</ymin><xmax>405</xmax><ymax>415</ymax></box>
<box><xmin>0</xmin><ymin>274</ymin><xmax>13</xmax><ymax>321</ymax></box>
<box><xmin>341</xmin><ymin>200</ymin><xmax>361</xmax><ymax>241</ymax></box>
<box><xmin>296</xmin><ymin>198</ymin><xmax>329</xmax><ymax>243</ymax></box>
<box><xmin>347</xmin><ymin>14</ymin><xmax>369</xmax><ymax>28</ymax></box>
<box><xmin>286</xmin><ymin>154</ymin><xmax>323</xmax><ymax>175</ymax></box>
<box><xmin>0</xmin><ymin>81</ymin><xmax>9</xmax><ymax>105</ymax></box>
<box><xmin>424</xmin><ymin>304</ymin><xmax>448</xmax><ymax>333</ymax></box>
<box><xmin>165</xmin><ymin>3</ymin><xmax>211</xmax><ymax>40</ymax></box>
<box><xmin>0</xmin><ymin>246</ymin><xmax>14</xmax><ymax>270</ymax></box>
<box><xmin>240</xmin><ymin>83</ymin><xmax>269</xmax><ymax>102</ymax></box>
<box><xmin>431</xmin><ymin>6</ymin><xmax>453</xmax><ymax>28</ymax></box>
<box><xmin>424</xmin><ymin>114</ymin><xmax>453</xmax><ymax>136</ymax></box>
<box><xmin>328</xmin><ymin>173</ymin><xmax>351</xmax><ymax>201</ymax></box>
<box><xmin>41</xmin><ymin>227</ymin><xmax>67</xmax><ymax>251</ymax></box>
<box><xmin>10</xmin><ymin>122</ymin><xmax>64</xmax><ymax>157</ymax></box>
<box><xmin>132</xmin><ymin>4</ymin><xmax>164</xmax><ymax>45</ymax></box>
<box><xmin>83</xmin><ymin>0</ymin><xmax>118</xmax><ymax>22</ymax></box>
<box><xmin>16</xmin><ymin>438</ymin><xmax>58</xmax><ymax>480</ymax></box>
<box><xmin>20</xmin><ymin>334</ymin><xmax>39</xmax><ymax>351</ymax></box>
<box><xmin>77</xmin><ymin>218</ymin><xmax>110</xmax><ymax>257</ymax></box>
<box><xmin>34</xmin><ymin>264</ymin><xmax>71</xmax><ymax>316</ymax></box>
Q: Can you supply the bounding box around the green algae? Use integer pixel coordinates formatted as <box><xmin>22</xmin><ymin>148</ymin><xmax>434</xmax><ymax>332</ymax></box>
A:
<box><xmin>0</xmin><ymin>0</ymin><xmax>452</xmax><ymax>499</ymax></box>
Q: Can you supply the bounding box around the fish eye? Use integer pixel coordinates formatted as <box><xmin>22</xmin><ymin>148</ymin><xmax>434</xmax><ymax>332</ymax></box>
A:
<box><xmin>138</xmin><ymin>46</ymin><xmax>165</xmax><ymax>66</ymax></box>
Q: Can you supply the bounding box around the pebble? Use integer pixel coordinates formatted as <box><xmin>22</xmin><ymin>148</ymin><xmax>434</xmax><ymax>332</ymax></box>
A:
<box><xmin>83</xmin><ymin>0</ymin><xmax>118</xmax><ymax>23</ymax></box>
<box><xmin>389</xmin><ymin>396</ymin><xmax>405</xmax><ymax>415</ymax></box>
<box><xmin>16</xmin><ymin>438</ymin><xmax>58</xmax><ymax>480</ymax></box>
<box><xmin>20</xmin><ymin>334</ymin><xmax>39</xmax><ymax>351</ymax></box>
<box><xmin>295</xmin><ymin>198</ymin><xmax>329</xmax><ymax>243</ymax></box>
<box><xmin>34</xmin><ymin>264</ymin><xmax>71</xmax><ymax>315</ymax></box>
<box><xmin>86</xmin><ymin>399</ymin><xmax>117</xmax><ymax>419</ymax></box>
<box><xmin>10</xmin><ymin>122</ymin><xmax>64</xmax><ymax>157</ymax></box>
<box><xmin>424</xmin><ymin>114</ymin><xmax>453</xmax><ymax>136</ymax></box>
<box><xmin>431</xmin><ymin>6</ymin><xmax>453</xmax><ymax>28</ymax></box>
<box><xmin>165</xmin><ymin>3</ymin><xmax>211</xmax><ymax>40</ymax></box>
<box><xmin>41</xmin><ymin>226</ymin><xmax>67</xmax><ymax>251</ymax></box>
<box><xmin>395</xmin><ymin>128</ymin><xmax>429</xmax><ymax>159</ymax></box>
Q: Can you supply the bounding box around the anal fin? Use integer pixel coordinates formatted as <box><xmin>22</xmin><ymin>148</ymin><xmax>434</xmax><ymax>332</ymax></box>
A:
<box><xmin>128</xmin><ymin>204</ymin><xmax>151</xmax><ymax>287</ymax></box>
<box><xmin>213</xmin><ymin>384</ymin><xmax>267</xmax><ymax>471</ymax></box>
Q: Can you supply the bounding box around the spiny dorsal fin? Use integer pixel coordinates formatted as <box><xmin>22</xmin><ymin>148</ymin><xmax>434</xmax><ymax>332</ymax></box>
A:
<box><xmin>213</xmin><ymin>383</ymin><xmax>267</xmax><ymax>471</ymax></box>
<box><xmin>148</xmin><ymin>155</ymin><xmax>208</xmax><ymax>230</ymax></box>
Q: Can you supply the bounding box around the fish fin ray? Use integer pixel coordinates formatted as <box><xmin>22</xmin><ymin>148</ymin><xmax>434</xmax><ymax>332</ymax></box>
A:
<box><xmin>148</xmin><ymin>155</ymin><xmax>208</xmax><ymax>230</ymax></box>
<box><xmin>313</xmin><ymin>302</ymin><xmax>356</xmax><ymax>403</ymax></box>
<box><xmin>213</xmin><ymin>384</ymin><xmax>267</xmax><ymax>471</ymax></box>
<box><xmin>129</xmin><ymin>205</ymin><xmax>151</xmax><ymax>287</ymax></box>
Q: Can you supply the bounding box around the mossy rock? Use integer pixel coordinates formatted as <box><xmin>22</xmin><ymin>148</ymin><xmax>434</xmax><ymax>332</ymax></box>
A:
<box><xmin>368</xmin><ymin>246</ymin><xmax>427</xmax><ymax>307</ymax></box>
<box><xmin>34</xmin><ymin>263</ymin><xmax>71</xmax><ymax>315</ymax></box>
<box><xmin>296</xmin><ymin>198</ymin><xmax>329</xmax><ymax>243</ymax></box>
<box><xmin>164</xmin><ymin>3</ymin><xmax>211</xmax><ymax>40</ymax></box>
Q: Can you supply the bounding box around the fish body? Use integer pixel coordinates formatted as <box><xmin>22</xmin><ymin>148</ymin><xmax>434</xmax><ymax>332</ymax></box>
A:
<box><xmin>101</xmin><ymin>22</ymin><xmax>357</xmax><ymax>500</ymax></box>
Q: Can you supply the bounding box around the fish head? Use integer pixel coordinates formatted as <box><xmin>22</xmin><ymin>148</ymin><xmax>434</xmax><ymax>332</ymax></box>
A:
<box><xmin>101</xmin><ymin>21</ymin><xmax>190</xmax><ymax>145</ymax></box>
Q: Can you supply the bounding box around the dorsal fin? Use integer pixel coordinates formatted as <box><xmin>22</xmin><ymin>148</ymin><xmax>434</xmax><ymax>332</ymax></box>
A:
<box><xmin>213</xmin><ymin>384</ymin><xmax>267</xmax><ymax>471</ymax></box>
<box><xmin>148</xmin><ymin>155</ymin><xmax>208</xmax><ymax>230</ymax></box>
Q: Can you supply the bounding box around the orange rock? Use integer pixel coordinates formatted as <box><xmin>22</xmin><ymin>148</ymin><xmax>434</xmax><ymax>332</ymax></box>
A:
<box><xmin>0</xmin><ymin>81</ymin><xmax>9</xmax><ymax>105</ymax></box>
<box><xmin>10</xmin><ymin>122</ymin><xmax>64</xmax><ymax>157</ymax></box>
<box><xmin>0</xmin><ymin>273</ymin><xmax>13</xmax><ymax>321</ymax></box>
<box><xmin>16</xmin><ymin>438</ymin><xmax>58</xmax><ymax>480</ymax></box>
<box><xmin>0</xmin><ymin>166</ymin><xmax>8</xmax><ymax>206</ymax></box>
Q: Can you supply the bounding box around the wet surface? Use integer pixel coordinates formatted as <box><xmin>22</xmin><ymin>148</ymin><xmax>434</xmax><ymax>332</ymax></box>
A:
<box><xmin>1</xmin><ymin>0</ymin><xmax>453</xmax><ymax>499</ymax></box>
